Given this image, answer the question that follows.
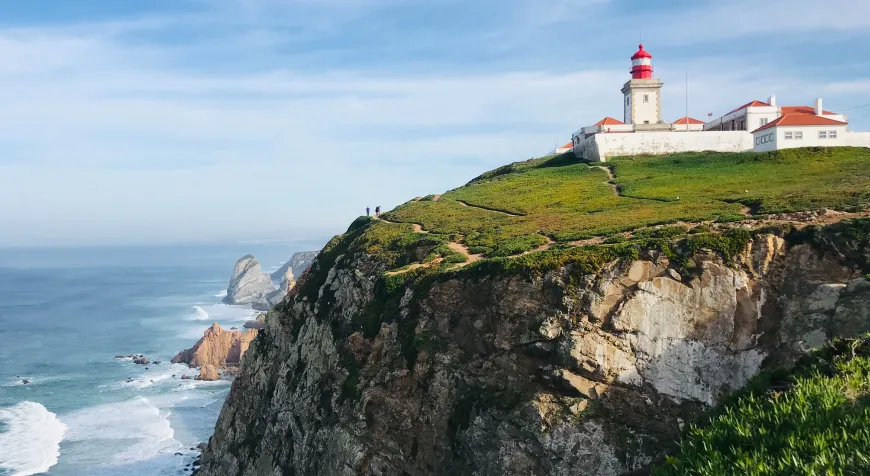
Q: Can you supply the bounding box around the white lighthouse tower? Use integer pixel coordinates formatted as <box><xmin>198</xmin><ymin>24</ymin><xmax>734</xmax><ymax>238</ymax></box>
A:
<box><xmin>621</xmin><ymin>44</ymin><xmax>664</xmax><ymax>126</ymax></box>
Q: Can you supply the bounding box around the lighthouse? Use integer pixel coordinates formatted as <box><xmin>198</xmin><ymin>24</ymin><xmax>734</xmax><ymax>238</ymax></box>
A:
<box><xmin>621</xmin><ymin>44</ymin><xmax>664</xmax><ymax>126</ymax></box>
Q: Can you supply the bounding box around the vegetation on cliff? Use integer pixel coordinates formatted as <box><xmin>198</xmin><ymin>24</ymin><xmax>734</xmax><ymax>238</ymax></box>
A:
<box><xmin>655</xmin><ymin>335</ymin><xmax>870</xmax><ymax>475</ymax></box>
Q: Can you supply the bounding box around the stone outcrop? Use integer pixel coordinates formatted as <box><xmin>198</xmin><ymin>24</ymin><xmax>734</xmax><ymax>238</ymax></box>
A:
<box><xmin>172</xmin><ymin>323</ymin><xmax>258</xmax><ymax>369</ymax></box>
<box><xmin>223</xmin><ymin>255</ymin><xmax>276</xmax><ymax>307</ymax></box>
<box><xmin>246</xmin><ymin>251</ymin><xmax>318</xmax><ymax>311</ymax></box>
<box><xmin>197</xmin><ymin>227</ymin><xmax>870</xmax><ymax>476</ymax></box>
<box><xmin>270</xmin><ymin>251</ymin><xmax>318</xmax><ymax>282</ymax></box>
<box><xmin>197</xmin><ymin>364</ymin><xmax>220</xmax><ymax>381</ymax></box>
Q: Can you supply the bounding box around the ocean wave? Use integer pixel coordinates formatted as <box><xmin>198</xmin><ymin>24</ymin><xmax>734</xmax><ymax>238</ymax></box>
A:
<box><xmin>62</xmin><ymin>397</ymin><xmax>182</xmax><ymax>467</ymax></box>
<box><xmin>0</xmin><ymin>401</ymin><xmax>67</xmax><ymax>476</ymax></box>
<box><xmin>190</xmin><ymin>305</ymin><xmax>210</xmax><ymax>321</ymax></box>
<box><xmin>214</xmin><ymin>289</ymin><xmax>227</xmax><ymax>298</ymax></box>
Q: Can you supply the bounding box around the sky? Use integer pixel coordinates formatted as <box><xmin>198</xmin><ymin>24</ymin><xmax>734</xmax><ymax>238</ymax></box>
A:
<box><xmin>0</xmin><ymin>0</ymin><xmax>868</xmax><ymax>247</ymax></box>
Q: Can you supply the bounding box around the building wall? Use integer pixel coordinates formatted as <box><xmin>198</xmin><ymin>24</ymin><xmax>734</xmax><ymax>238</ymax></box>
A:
<box><xmin>576</xmin><ymin>131</ymin><xmax>753</xmax><ymax>162</ymax></box>
<box><xmin>844</xmin><ymin>132</ymin><xmax>870</xmax><ymax>148</ymax></box>
<box><xmin>752</xmin><ymin>125</ymin><xmax>849</xmax><ymax>152</ymax></box>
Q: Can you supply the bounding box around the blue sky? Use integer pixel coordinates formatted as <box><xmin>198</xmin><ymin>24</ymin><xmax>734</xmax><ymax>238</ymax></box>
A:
<box><xmin>1</xmin><ymin>0</ymin><xmax>868</xmax><ymax>247</ymax></box>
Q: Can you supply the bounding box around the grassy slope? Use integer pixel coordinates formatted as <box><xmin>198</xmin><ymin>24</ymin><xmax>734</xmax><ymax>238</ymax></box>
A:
<box><xmin>654</xmin><ymin>336</ymin><xmax>870</xmax><ymax>476</ymax></box>
<box><xmin>383</xmin><ymin>147</ymin><xmax>870</xmax><ymax>256</ymax></box>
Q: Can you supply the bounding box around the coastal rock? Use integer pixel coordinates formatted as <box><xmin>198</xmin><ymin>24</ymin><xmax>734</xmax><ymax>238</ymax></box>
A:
<box><xmin>196</xmin><ymin>364</ymin><xmax>220</xmax><ymax>381</ymax></box>
<box><xmin>270</xmin><ymin>251</ymin><xmax>319</xmax><ymax>282</ymax></box>
<box><xmin>181</xmin><ymin>375</ymin><xmax>192</xmax><ymax>380</ymax></box>
<box><xmin>172</xmin><ymin>322</ymin><xmax>258</xmax><ymax>369</ymax></box>
<box><xmin>132</xmin><ymin>356</ymin><xmax>149</xmax><ymax>365</ymax></box>
<box><xmin>222</xmin><ymin>255</ymin><xmax>276</xmax><ymax>306</ymax></box>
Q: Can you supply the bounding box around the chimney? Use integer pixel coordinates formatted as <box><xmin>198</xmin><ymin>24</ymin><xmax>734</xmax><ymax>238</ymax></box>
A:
<box><xmin>814</xmin><ymin>98</ymin><xmax>823</xmax><ymax>116</ymax></box>
<box><xmin>768</xmin><ymin>94</ymin><xmax>776</xmax><ymax>106</ymax></box>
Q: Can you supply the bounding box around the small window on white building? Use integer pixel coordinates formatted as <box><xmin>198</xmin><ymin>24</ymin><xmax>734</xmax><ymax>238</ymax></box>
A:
<box><xmin>760</xmin><ymin>118</ymin><xmax>769</xmax><ymax>126</ymax></box>
<box><xmin>643</xmin><ymin>95</ymin><xmax>649</xmax><ymax>103</ymax></box>
<box><xmin>829</xmin><ymin>130</ymin><xmax>838</xmax><ymax>139</ymax></box>
<box><xmin>784</xmin><ymin>132</ymin><xmax>793</xmax><ymax>140</ymax></box>
<box><xmin>795</xmin><ymin>131</ymin><xmax>803</xmax><ymax>139</ymax></box>
<box><xmin>756</xmin><ymin>137</ymin><xmax>761</xmax><ymax>145</ymax></box>
<box><xmin>819</xmin><ymin>131</ymin><xmax>827</xmax><ymax>139</ymax></box>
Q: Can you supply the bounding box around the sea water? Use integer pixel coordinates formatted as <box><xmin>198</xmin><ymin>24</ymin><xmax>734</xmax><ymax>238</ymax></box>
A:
<box><xmin>0</xmin><ymin>240</ymin><xmax>325</xmax><ymax>476</ymax></box>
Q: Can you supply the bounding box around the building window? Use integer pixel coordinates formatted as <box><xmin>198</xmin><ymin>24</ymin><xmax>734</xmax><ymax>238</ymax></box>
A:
<box><xmin>643</xmin><ymin>94</ymin><xmax>649</xmax><ymax>103</ymax></box>
<box><xmin>644</xmin><ymin>120</ymin><xmax>650</xmax><ymax>124</ymax></box>
<box><xmin>739</xmin><ymin>120</ymin><xmax>745</xmax><ymax>130</ymax></box>
<box><xmin>760</xmin><ymin>118</ymin><xmax>769</xmax><ymax>126</ymax></box>
<box><xmin>819</xmin><ymin>131</ymin><xmax>827</xmax><ymax>139</ymax></box>
<box><xmin>795</xmin><ymin>131</ymin><xmax>803</xmax><ymax>139</ymax></box>
<box><xmin>756</xmin><ymin>137</ymin><xmax>761</xmax><ymax>145</ymax></box>
<box><xmin>829</xmin><ymin>130</ymin><xmax>838</xmax><ymax>139</ymax></box>
<box><xmin>785</xmin><ymin>132</ymin><xmax>793</xmax><ymax>140</ymax></box>
<box><xmin>768</xmin><ymin>133</ymin><xmax>774</xmax><ymax>141</ymax></box>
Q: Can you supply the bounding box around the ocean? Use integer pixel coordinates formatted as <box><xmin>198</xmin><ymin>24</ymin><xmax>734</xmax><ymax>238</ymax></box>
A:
<box><xmin>0</xmin><ymin>239</ymin><xmax>326</xmax><ymax>476</ymax></box>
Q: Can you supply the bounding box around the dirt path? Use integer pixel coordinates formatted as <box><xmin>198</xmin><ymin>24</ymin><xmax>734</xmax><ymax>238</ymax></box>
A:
<box><xmin>447</xmin><ymin>242</ymin><xmax>482</xmax><ymax>266</ymax></box>
<box><xmin>591</xmin><ymin>165</ymin><xmax>620</xmax><ymax>196</ymax></box>
<box><xmin>456</xmin><ymin>200</ymin><xmax>523</xmax><ymax>217</ymax></box>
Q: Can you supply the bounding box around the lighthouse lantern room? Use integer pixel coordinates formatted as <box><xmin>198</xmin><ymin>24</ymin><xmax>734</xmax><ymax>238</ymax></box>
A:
<box><xmin>621</xmin><ymin>44</ymin><xmax>664</xmax><ymax>126</ymax></box>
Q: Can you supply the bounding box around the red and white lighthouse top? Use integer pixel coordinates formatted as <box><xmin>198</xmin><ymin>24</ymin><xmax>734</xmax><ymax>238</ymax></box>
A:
<box><xmin>630</xmin><ymin>44</ymin><xmax>653</xmax><ymax>79</ymax></box>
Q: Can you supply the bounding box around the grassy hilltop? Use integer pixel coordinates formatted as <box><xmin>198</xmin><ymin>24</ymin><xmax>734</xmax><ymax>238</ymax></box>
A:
<box><xmin>383</xmin><ymin>147</ymin><xmax>870</xmax><ymax>257</ymax></box>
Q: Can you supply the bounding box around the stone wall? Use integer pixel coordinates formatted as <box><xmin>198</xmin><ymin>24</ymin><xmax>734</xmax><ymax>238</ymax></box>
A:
<box><xmin>576</xmin><ymin>131</ymin><xmax>753</xmax><ymax>162</ymax></box>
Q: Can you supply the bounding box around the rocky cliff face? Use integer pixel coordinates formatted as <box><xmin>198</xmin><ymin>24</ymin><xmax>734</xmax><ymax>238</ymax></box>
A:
<box><xmin>172</xmin><ymin>322</ymin><xmax>258</xmax><ymax>370</ymax></box>
<box><xmin>223</xmin><ymin>255</ymin><xmax>277</xmax><ymax>307</ymax></box>
<box><xmin>197</xmin><ymin>224</ymin><xmax>870</xmax><ymax>476</ymax></box>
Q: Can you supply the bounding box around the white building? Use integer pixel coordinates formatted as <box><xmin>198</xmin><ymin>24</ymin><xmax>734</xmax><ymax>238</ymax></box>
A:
<box><xmin>569</xmin><ymin>44</ymin><xmax>870</xmax><ymax>162</ymax></box>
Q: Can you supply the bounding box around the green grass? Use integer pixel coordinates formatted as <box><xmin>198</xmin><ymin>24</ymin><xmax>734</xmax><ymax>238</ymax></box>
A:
<box><xmin>382</xmin><ymin>147</ymin><xmax>870</xmax><ymax>256</ymax></box>
<box><xmin>654</xmin><ymin>336</ymin><xmax>870</xmax><ymax>476</ymax></box>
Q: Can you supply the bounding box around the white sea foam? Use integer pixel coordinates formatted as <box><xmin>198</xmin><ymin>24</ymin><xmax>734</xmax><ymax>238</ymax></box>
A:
<box><xmin>62</xmin><ymin>397</ymin><xmax>182</xmax><ymax>467</ymax></box>
<box><xmin>190</xmin><ymin>305</ymin><xmax>210</xmax><ymax>321</ymax></box>
<box><xmin>0</xmin><ymin>401</ymin><xmax>67</xmax><ymax>476</ymax></box>
<box><xmin>214</xmin><ymin>289</ymin><xmax>227</xmax><ymax>298</ymax></box>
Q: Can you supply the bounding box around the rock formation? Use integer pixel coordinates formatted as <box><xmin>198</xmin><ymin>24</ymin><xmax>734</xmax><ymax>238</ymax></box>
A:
<box><xmin>196</xmin><ymin>364</ymin><xmax>220</xmax><ymax>381</ymax></box>
<box><xmin>172</xmin><ymin>322</ymin><xmax>258</xmax><ymax>369</ymax></box>
<box><xmin>196</xmin><ymin>224</ymin><xmax>870</xmax><ymax>475</ymax></box>
<box><xmin>222</xmin><ymin>255</ymin><xmax>276</xmax><ymax>307</ymax></box>
<box><xmin>270</xmin><ymin>251</ymin><xmax>318</xmax><ymax>282</ymax></box>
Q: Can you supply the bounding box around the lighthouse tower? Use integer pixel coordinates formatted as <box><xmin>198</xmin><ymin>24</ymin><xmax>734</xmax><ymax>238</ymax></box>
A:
<box><xmin>621</xmin><ymin>44</ymin><xmax>664</xmax><ymax>126</ymax></box>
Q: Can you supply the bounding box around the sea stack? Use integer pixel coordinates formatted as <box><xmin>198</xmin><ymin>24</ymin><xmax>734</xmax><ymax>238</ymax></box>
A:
<box><xmin>222</xmin><ymin>255</ymin><xmax>276</xmax><ymax>306</ymax></box>
<box><xmin>172</xmin><ymin>322</ymin><xmax>258</xmax><ymax>369</ymax></box>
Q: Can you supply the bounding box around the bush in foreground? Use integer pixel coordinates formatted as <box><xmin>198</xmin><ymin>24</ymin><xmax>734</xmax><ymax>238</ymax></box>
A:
<box><xmin>654</xmin><ymin>336</ymin><xmax>870</xmax><ymax>476</ymax></box>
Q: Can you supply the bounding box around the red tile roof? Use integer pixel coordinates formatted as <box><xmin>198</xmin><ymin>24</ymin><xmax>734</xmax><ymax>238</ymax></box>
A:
<box><xmin>780</xmin><ymin>105</ymin><xmax>838</xmax><ymax>116</ymax></box>
<box><xmin>594</xmin><ymin>116</ymin><xmax>625</xmax><ymax>126</ymax></box>
<box><xmin>558</xmin><ymin>142</ymin><xmax>573</xmax><ymax>149</ymax></box>
<box><xmin>728</xmin><ymin>100</ymin><xmax>772</xmax><ymax>114</ymax></box>
<box><xmin>752</xmin><ymin>114</ymin><xmax>848</xmax><ymax>133</ymax></box>
<box><xmin>672</xmin><ymin>116</ymin><xmax>705</xmax><ymax>125</ymax></box>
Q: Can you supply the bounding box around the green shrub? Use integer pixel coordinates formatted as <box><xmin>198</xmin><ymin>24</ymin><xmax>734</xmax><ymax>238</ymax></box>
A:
<box><xmin>654</xmin><ymin>335</ymin><xmax>870</xmax><ymax>476</ymax></box>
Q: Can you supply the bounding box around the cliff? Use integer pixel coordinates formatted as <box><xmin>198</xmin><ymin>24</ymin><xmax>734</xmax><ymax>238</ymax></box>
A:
<box><xmin>172</xmin><ymin>322</ymin><xmax>258</xmax><ymax>370</ymax></box>
<box><xmin>196</xmin><ymin>149</ymin><xmax>870</xmax><ymax>475</ymax></box>
<box><xmin>223</xmin><ymin>255</ymin><xmax>276</xmax><ymax>307</ymax></box>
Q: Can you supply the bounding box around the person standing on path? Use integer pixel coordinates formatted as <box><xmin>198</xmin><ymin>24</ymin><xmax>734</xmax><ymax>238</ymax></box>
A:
<box><xmin>375</xmin><ymin>206</ymin><xmax>381</xmax><ymax>217</ymax></box>
<box><xmin>366</xmin><ymin>207</ymin><xmax>370</xmax><ymax>216</ymax></box>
